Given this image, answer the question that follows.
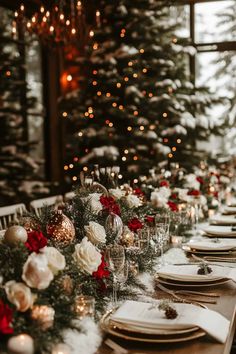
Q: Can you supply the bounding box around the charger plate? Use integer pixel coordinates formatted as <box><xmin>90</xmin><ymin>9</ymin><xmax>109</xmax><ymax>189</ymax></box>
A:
<box><xmin>101</xmin><ymin>309</ymin><xmax>205</xmax><ymax>343</ymax></box>
<box><xmin>155</xmin><ymin>275</ymin><xmax>230</xmax><ymax>288</ymax></box>
<box><xmin>182</xmin><ymin>245</ymin><xmax>236</xmax><ymax>256</ymax></box>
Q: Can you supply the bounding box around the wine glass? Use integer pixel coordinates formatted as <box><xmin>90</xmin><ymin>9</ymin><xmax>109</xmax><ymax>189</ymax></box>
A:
<box><xmin>137</xmin><ymin>228</ymin><xmax>150</xmax><ymax>251</ymax></box>
<box><xmin>155</xmin><ymin>222</ymin><xmax>168</xmax><ymax>266</ymax></box>
<box><xmin>106</xmin><ymin>244</ymin><xmax>125</xmax><ymax>306</ymax></box>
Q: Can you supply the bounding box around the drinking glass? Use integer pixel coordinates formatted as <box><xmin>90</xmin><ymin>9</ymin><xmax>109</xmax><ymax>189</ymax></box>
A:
<box><xmin>155</xmin><ymin>222</ymin><xmax>168</xmax><ymax>266</ymax></box>
<box><xmin>137</xmin><ymin>228</ymin><xmax>150</xmax><ymax>251</ymax></box>
<box><xmin>106</xmin><ymin>244</ymin><xmax>125</xmax><ymax>306</ymax></box>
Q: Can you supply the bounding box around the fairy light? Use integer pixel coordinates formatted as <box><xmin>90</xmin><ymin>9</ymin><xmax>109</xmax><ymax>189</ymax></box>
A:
<box><xmin>83</xmin><ymin>166</ymin><xmax>88</xmax><ymax>172</ymax></box>
<box><xmin>92</xmin><ymin>81</ymin><xmax>97</xmax><ymax>86</ymax></box>
<box><xmin>124</xmin><ymin>149</ymin><xmax>129</xmax><ymax>154</ymax></box>
<box><xmin>119</xmin><ymin>105</ymin><xmax>124</xmax><ymax>110</ymax></box>
<box><xmin>133</xmin><ymin>110</ymin><xmax>138</xmax><ymax>116</ymax></box>
<box><xmin>124</xmin><ymin>77</ymin><xmax>129</xmax><ymax>82</ymax></box>
<box><xmin>116</xmin><ymin>83</ymin><xmax>121</xmax><ymax>88</ymax></box>
<box><xmin>49</xmin><ymin>25</ymin><xmax>54</xmax><ymax>32</ymax></box>
<box><xmin>177</xmin><ymin>138</ymin><xmax>182</xmax><ymax>144</ymax></box>
<box><xmin>88</xmin><ymin>107</ymin><xmax>93</xmax><ymax>113</ymax></box>
<box><xmin>78</xmin><ymin>132</ymin><xmax>83</xmax><ymax>136</ymax></box>
<box><xmin>67</xmin><ymin>74</ymin><xmax>72</xmax><ymax>81</ymax></box>
<box><xmin>97</xmin><ymin>91</ymin><xmax>102</xmax><ymax>96</ymax></box>
<box><xmin>72</xmin><ymin>176</ymin><xmax>78</xmax><ymax>181</ymax></box>
<box><xmin>112</xmin><ymin>102</ymin><xmax>117</xmax><ymax>107</ymax></box>
<box><xmin>127</xmin><ymin>126</ymin><xmax>132</xmax><ymax>131</ymax></box>
<box><xmin>106</xmin><ymin>92</ymin><xmax>111</xmax><ymax>97</ymax></box>
<box><xmin>69</xmin><ymin>164</ymin><xmax>74</xmax><ymax>168</ymax></box>
<box><xmin>108</xmin><ymin>122</ymin><xmax>113</xmax><ymax>127</ymax></box>
<box><xmin>71</xmin><ymin>28</ymin><xmax>76</xmax><ymax>34</ymax></box>
<box><xmin>140</xmin><ymin>126</ymin><xmax>144</xmax><ymax>131</ymax></box>
<box><xmin>64</xmin><ymin>165</ymin><xmax>69</xmax><ymax>170</ymax></box>
<box><xmin>164</xmin><ymin>138</ymin><xmax>169</xmax><ymax>143</ymax></box>
<box><xmin>62</xmin><ymin>112</ymin><xmax>68</xmax><ymax>117</ymax></box>
<box><xmin>150</xmin><ymin>124</ymin><xmax>155</xmax><ymax>130</ymax></box>
<box><xmin>84</xmin><ymin>112</ymin><xmax>89</xmax><ymax>117</ymax></box>
<box><xmin>172</xmin><ymin>147</ymin><xmax>177</xmax><ymax>152</ymax></box>
<box><xmin>163</xmin><ymin>112</ymin><xmax>168</xmax><ymax>118</ymax></box>
<box><xmin>148</xmin><ymin>93</ymin><xmax>153</xmax><ymax>97</ymax></box>
<box><xmin>122</xmin><ymin>156</ymin><xmax>127</xmax><ymax>161</ymax></box>
<box><xmin>118</xmin><ymin>174</ymin><xmax>123</xmax><ymax>179</ymax></box>
<box><xmin>133</xmin><ymin>73</ymin><xmax>138</xmax><ymax>78</ymax></box>
<box><xmin>93</xmin><ymin>70</ymin><xmax>98</xmax><ymax>75</ymax></box>
<box><xmin>172</xmin><ymin>38</ymin><xmax>178</xmax><ymax>43</ymax></box>
<box><xmin>6</xmin><ymin>71</ymin><xmax>11</xmax><ymax>77</ymax></box>
<box><xmin>168</xmin><ymin>153</ymin><xmax>173</xmax><ymax>158</ymax></box>
<box><xmin>134</xmin><ymin>179</ymin><xmax>138</xmax><ymax>184</ymax></box>
<box><xmin>89</xmin><ymin>30</ymin><xmax>94</xmax><ymax>37</ymax></box>
<box><xmin>140</xmin><ymin>48</ymin><xmax>144</xmax><ymax>53</ymax></box>
<box><xmin>133</xmin><ymin>156</ymin><xmax>138</xmax><ymax>161</ymax></box>
<box><xmin>40</xmin><ymin>6</ymin><xmax>44</xmax><ymax>13</ymax></box>
<box><xmin>128</xmin><ymin>61</ymin><xmax>133</xmax><ymax>66</ymax></box>
<box><xmin>142</xmin><ymin>68</ymin><xmax>147</xmax><ymax>73</ymax></box>
<box><xmin>93</xmin><ymin>43</ymin><xmax>98</xmax><ymax>50</ymax></box>
<box><xmin>60</xmin><ymin>14</ymin><xmax>65</xmax><ymax>20</ymax></box>
<box><xmin>89</xmin><ymin>114</ymin><xmax>94</xmax><ymax>118</ymax></box>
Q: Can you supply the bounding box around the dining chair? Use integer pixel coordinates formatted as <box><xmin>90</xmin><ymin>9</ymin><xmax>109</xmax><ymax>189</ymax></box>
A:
<box><xmin>0</xmin><ymin>203</ymin><xmax>27</xmax><ymax>230</ymax></box>
<box><xmin>29</xmin><ymin>195</ymin><xmax>63</xmax><ymax>217</ymax></box>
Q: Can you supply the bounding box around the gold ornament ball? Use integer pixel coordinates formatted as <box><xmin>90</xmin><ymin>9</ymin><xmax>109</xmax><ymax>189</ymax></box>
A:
<box><xmin>4</xmin><ymin>225</ymin><xmax>28</xmax><ymax>245</ymax></box>
<box><xmin>31</xmin><ymin>305</ymin><xmax>55</xmax><ymax>331</ymax></box>
<box><xmin>120</xmin><ymin>226</ymin><xmax>135</xmax><ymax>247</ymax></box>
<box><xmin>46</xmin><ymin>210</ymin><xmax>75</xmax><ymax>247</ymax></box>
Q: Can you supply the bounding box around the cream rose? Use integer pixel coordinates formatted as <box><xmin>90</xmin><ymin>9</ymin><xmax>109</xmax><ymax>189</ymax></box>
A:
<box><xmin>22</xmin><ymin>253</ymin><xmax>54</xmax><ymax>290</ymax></box>
<box><xmin>109</xmin><ymin>188</ymin><xmax>125</xmax><ymax>200</ymax></box>
<box><xmin>41</xmin><ymin>247</ymin><xmax>66</xmax><ymax>275</ymax></box>
<box><xmin>84</xmin><ymin>221</ymin><xmax>106</xmax><ymax>245</ymax></box>
<box><xmin>87</xmin><ymin>193</ymin><xmax>103</xmax><ymax>214</ymax></box>
<box><xmin>73</xmin><ymin>237</ymin><xmax>102</xmax><ymax>275</ymax></box>
<box><xmin>5</xmin><ymin>281</ymin><xmax>35</xmax><ymax>312</ymax></box>
<box><xmin>125</xmin><ymin>194</ymin><xmax>140</xmax><ymax>208</ymax></box>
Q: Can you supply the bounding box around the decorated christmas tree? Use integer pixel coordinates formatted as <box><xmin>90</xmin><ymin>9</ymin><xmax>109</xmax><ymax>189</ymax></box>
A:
<box><xmin>60</xmin><ymin>0</ymin><xmax>221</xmax><ymax>185</ymax></box>
<box><xmin>0</xmin><ymin>13</ymin><xmax>49</xmax><ymax>206</ymax></box>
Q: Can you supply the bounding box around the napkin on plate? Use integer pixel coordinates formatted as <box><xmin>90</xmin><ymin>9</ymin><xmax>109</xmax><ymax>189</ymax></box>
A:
<box><xmin>186</xmin><ymin>238</ymin><xmax>236</xmax><ymax>251</ymax></box>
<box><xmin>202</xmin><ymin>225</ymin><xmax>236</xmax><ymax>237</ymax></box>
<box><xmin>210</xmin><ymin>215</ymin><xmax>236</xmax><ymax>226</ymax></box>
<box><xmin>222</xmin><ymin>206</ymin><xmax>236</xmax><ymax>215</ymax></box>
<box><xmin>111</xmin><ymin>300</ymin><xmax>230</xmax><ymax>343</ymax></box>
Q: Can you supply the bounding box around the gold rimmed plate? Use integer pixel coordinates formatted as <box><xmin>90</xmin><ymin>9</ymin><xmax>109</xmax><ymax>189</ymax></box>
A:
<box><xmin>182</xmin><ymin>245</ymin><xmax>236</xmax><ymax>255</ymax></box>
<box><xmin>101</xmin><ymin>310</ymin><xmax>206</xmax><ymax>343</ymax></box>
<box><xmin>155</xmin><ymin>275</ymin><xmax>230</xmax><ymax>288</ymax></box>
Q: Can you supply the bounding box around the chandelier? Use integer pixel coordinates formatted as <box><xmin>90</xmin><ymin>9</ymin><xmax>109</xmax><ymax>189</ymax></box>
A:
<box><xmin>13</xmin><ymin>1</ymin><xmax>100</xmax><ymax>47</ymax></box>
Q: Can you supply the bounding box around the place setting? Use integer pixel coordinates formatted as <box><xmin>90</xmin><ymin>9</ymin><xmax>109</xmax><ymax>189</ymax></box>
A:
<box><xmin>100</xmin><ymin>299</ymin><xmax>230</xmax><ymax>345</ymax></box>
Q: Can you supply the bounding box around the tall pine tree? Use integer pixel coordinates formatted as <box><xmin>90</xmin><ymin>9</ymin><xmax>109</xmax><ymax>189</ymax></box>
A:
<box><xmin>60</xmin><ymin>0</ymin><xmax>221</xmax><ymax>184</ymax></box>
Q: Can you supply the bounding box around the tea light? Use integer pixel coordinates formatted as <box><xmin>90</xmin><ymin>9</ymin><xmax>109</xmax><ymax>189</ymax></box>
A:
<box><xmin>52</xmin><ymin>343</ymin><xmax>71</xmax><ymax>354</ymax></box>
<box><xmin>74</xmin><ymin>295</ymin><xmax>95</xmax><ymax>319</ymax></box>
<box><xmin>171</xmin><ymin>235</ymin><xmax>183</xmax><ymax>248</ymax></box>
<box><xmin>7</xmin><ymin>334</ymin><xmax>34</xmax><ymax>354</ymax></box>
<box><xmin>128</xmin><ymin>260</ymin><xmax>139</xmax><ymax>276</ymax></box>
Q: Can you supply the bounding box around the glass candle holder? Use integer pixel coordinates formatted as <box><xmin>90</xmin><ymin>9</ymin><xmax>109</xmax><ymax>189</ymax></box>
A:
<box><xmin>74</xmin><ymin>295</ymin><xmax>95</xmax><ymax>319</ymax></box>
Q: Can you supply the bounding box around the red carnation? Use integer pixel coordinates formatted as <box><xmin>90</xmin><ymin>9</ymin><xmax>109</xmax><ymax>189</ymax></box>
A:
<box><xmin>160</xmin><ymin>180</ymin><xmax>169</xmax><ymax>187</ymax></box>
<box><xmin>92</xmin><ymin>255</ymin><xmax>110</xmax><ymax>280</ymax></box>
<box><xmin>170</xmin><ymin>193</ymin><xmax>178</xmax><ymax>200</ymax></box>
<box><xmin>100</xmin><ymin>196</ymin><xmax>121</xmax><ymax>215</ymax></box>
<box><xmin>0</xmin><ymin>300</ymin><xmax>14</xmax><ymax>335</ymax></box>
<box><xmin>25</xmin><ymin>230</ymin><xmax>48</xmax><ymax>253</ymax></box>
<box><xmin>167</xmin><ymin>201</ymin><xmax>179</xmax><ymax>212</ymax></box>
<box><xmin>145</xmin><ymin>215</ymin><xmax>155</xmax><ymax>224</ymax></box>
<box><xmin>196</xmin><ymin>176</ymin><xmax>204</xmax><ymax>185</ymax></box>
<box><xmin>128</xmin><ymin>217</ymin><xmax>143</xmax><ymax>232</ymax></box>
<box><xmin>187</xmin><ymin>190</ymin><xmax>201</xmax><ymax>196</ymax></box>
<box><xmin>133</xmin><ymin>188</ymin><xmax>145</xmax><ymax>197</ymax></box>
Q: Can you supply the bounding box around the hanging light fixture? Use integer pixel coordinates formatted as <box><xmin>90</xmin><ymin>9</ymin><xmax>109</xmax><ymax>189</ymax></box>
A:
<box><xmin>13</xmin><ymin>1</ymin><xmax>97</xmax><ymax>47</ymax></box>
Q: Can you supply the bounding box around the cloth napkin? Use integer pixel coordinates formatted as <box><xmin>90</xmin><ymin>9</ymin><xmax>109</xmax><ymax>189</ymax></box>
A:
<box><xmin>111</xmin><ymin>300</ymin><xmax>230</xmax><ymax>343</ymax></box>
<box><xmin>210</xmin><ymin>214</ymin><xmax>236</xmax><ymax>226</ymax></box>
<box><xmin>186</xmin><ymin>238</ymin><xmax>236</xmax><ymax>251</ymax></box>
<box><xmin>202</xmin><ymin>225</ymin><xmax>236</xmax><ymax>237</ymax></box>
<box><xmin>158</xmin><ymin>264</ymin><xmax>236</xmax><ymax>283</ymax></box>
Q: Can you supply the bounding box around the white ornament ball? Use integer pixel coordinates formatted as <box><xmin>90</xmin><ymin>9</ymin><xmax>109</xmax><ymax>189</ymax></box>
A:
<box><xmin>52</xmin><ymin>343</ymin><xmax>71</xmax><ymax>354</ymax></box>
<box><xmin>4</xmin><ymin>226</ymin><xmax>28</xmax><ymax>245</ymax></box>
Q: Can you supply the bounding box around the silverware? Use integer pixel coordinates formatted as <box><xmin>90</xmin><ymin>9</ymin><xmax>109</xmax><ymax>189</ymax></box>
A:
<box><xmin>175</xmin><ymin>290</ymin><xmax>219</xmax><ymax>298</ymax></box>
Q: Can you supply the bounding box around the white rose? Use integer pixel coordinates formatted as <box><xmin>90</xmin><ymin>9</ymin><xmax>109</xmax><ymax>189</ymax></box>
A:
<box><xmin>22</xmin><ymin>253</ymin><xmax>54</xmax><ymax>290</ymax></box>
<box><xmin>109</xmin><ymin>188</ymin><xmax>125</xmax><ymax>200</ymax></box>
<box><xmin>73</xmin><ymin>237</ymin><xmax>102</xmax><ymax>275</ymax></box>
<box><xmin>150</xmin><ymin>191</ymin><xmax>168</xmax><ymax>208</ymax></box>
<box><xmin>41</xmin><ymin>247</ymin><xmax>66</xmax><ymax>275</ymax></box>
<box><xmin>175</xmin><ymin>188</ymin><xmax>191</xmax><ymax>202</ymax></box>
<box><xmin>87</xmin><ymin>193</ymin><xmax>103</xmax><ymax>214</ymax></box>
<box><xmin>5</xmin><ymin>281</ymin><xmax>35</xmax><ymax>312</ymax></box>
<box><xmin>125</xmin><ymin>194</ymin><xmax>140</xmax><ymax>208</ymax></box>
<box><xmin>84</xmin><ymin>221</ymin><xmax>106</xmax><ymax>245</ymax></box>
<box><xmin>158</xmin><ymin>186</ymin><xmax>171</xmax><ymax>199</ymax></box>
<box><xmin>185</xmin><ymin>174</ymin><xmax>200</xmax><ymax>190</ymax></box>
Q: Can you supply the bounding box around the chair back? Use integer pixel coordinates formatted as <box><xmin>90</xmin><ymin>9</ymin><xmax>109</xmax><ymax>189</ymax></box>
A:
<box><xmin>30</xmin><ymin>195</ymin><xmax>63</xmax><ymax>217</ymax></box>
<box><xmin>0</xmin><ymin>203</ymin><xmax>27</xmax><ymax>230</ymax></box>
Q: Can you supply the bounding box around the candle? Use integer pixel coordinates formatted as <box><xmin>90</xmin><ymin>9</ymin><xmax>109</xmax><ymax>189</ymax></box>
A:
<box><xmin>52</xmin><ymin>343</ymin><xmax>71</xmax><ymax>354</ymax></box>
<box><xmin>74</xmin><ymin>295</ymin><xmax>95</xmax><ymax>319</ymax></box>
<box><xmin>7</xmin><ymin>334</ymin><xmax>34</xmax><ymax>354</ymax></box>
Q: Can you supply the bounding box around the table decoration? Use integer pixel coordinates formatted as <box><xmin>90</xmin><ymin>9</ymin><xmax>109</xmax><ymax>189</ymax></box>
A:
<box><xmin>74</xmin><ymin>295</ymin><xmax>95</xmax><ymax>319</ymax></box>
<box><xmin>7</xmin><ymin>334</ymin><xmax>34</xmax><ymax>354</ymax></box>
<box><xmin>4</xmin><ymin>226</ymin><xmax>28</xmax><ymax>245</ymax></box>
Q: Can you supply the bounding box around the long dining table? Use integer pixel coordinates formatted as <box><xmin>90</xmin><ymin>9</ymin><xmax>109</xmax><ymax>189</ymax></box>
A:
<box><xmin>97</xmin><ymin>224</ymin><xmax>236</xmax><ymax>354</ymax></box>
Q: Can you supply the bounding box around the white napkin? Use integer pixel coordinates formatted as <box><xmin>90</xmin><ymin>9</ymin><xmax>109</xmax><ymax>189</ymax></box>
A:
<box><xmin>210</xmin><ymin>214</ymin><xmax>236</xmax><ymax>226</ymax></box>
<box><xmin>186</xmin><ymin>238</ymin><xmax>236</xmax><ymax>251</ymax></box>
<box><xmin>202</xmin><ymin>225</ymin><xmax>236</xmax><ymax>237</ymax></box>
<box><xmin>158</xmin><ymin>264</ymin><xmax>236</xmax><ymax>284</ymax></box>
<box><xmin>111</xmin><ymin>300</ymin><xmax>230</xmax><ymax>343</ymax></box>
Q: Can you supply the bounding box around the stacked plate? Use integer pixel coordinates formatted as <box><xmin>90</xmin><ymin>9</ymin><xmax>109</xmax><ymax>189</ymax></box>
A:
<box><xmin>202</xmin><ymin>225</ymin><xmax>236</xmax><ymax>238</ymax></box>
<box><xmin>101</xmin><ymin>301</ymin><xmax>205</xmax><ymax>343</ymax></box>
<box><xmin>210</xmin><ymin>214</ymin><xmax>236</xmax><ymax>226</ymax></box>
<box><xmin>183</xmin><ymin>237</ymin><xmax>236</xmax><ymax>256</ymax></box>
<box><xmin>222</xmin><ymin>206</ymin><xmax>236</xmax><ymax>215</ymax></box>
<box><xmin>156</xmin><ymin>264</ymin><xmax>230</xmax><ymax>288</ymax></box>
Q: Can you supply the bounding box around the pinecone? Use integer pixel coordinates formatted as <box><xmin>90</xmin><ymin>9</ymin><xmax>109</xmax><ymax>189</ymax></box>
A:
<box><xmin>197</xmin><ymin>265</ymin><xmax>212</xmax><ymax>275</ymax></box>
<box><xmin>165</xmin><ymin>307</ymin><xmax>178</xmax><ymax>320</ymax></box>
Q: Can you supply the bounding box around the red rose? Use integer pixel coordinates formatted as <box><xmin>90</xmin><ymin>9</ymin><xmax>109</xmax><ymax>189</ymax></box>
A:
<box><xmin>100</xmin><ymin>196</ymin><xmax>121</xmax><ymax>215</ymax></box>
<box><xmin>128</xmin><ymin>217</ymin><xmax>143</xmax><ymax>232</ymax></box>
<box><xmin>133</xmin><ymin>188</ymin><xmax>144</xmax><ymax>197</ymax></box>
<box><xmin>196</xmin><ymin>176</ymin><xmax>204</xmax><ymax>185</ymax></box>
<box><xmin>145</xmin><ymin>215</ymin><xmax>155</xmax><ymax>224</ymax></box>
<box><xmin>170</xmin><ymin>193</ymin><xmax>178</xmax><ymax>200</ymax></box>
<box><xmin>187</xmin><ymin>190</ymin><xmax>201</xmax><ymax>196</ymax></box>
<box><xmin>92</xmin><ymin>255</ymin><xmax>110</xmax><ymax>280</ymax></box>
<box><xmin>0</xmin><ymin>300</ymin><xmax>13</xmax><ymax>335</ymax></box>
<box><xmin>167</xmin><ymin>201</ymin><xmax>179</xmax><ymax>212</ymax></box>
<box><xmin>25</xmin><ymin>230</ymin><xmax>48</xmax><ymax>253</ymax></box>
<box><xmin>160</xmin><ymin>180</ymin><xmax>169</xmax><ymax>187</ymax></box>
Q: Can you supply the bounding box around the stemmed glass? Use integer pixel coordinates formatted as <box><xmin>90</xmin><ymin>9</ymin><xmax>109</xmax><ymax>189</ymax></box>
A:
<box><xmin>155</xmin><ymin>222</ymin><xmax>168</xmax><ymax>266</ymax></box>
<box><xmin>137</xmin><ymin>228</ymin><xmax>150</xmax><ymax>251</ymax></box>
<box><xmin>106</xmin><ymin>244</ymin><xmax>127</xmax><ymax>306</ymax></box>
